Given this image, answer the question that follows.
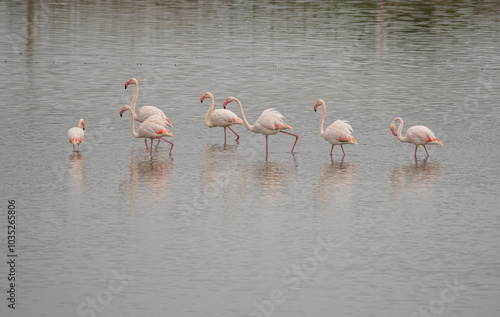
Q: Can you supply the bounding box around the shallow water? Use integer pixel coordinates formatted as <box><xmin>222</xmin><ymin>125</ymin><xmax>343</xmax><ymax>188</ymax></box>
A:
<box><xmin>1</xmin><ymin>1</ymin><xmax>499</xmax><ymax>316</ymax></box>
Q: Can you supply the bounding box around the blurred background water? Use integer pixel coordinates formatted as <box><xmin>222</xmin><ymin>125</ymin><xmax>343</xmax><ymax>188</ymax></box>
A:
<box><xmin>0</xmin><ymin>1</ymin><xmax>499</xmax><ymax>316</ymax></box>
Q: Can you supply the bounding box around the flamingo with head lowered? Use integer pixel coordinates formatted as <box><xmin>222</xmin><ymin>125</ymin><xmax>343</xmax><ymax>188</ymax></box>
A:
<box><xmin>314</xmin><ymin>99</ymin><xmax>357</xmax><ymax>157</ymax></box>
<box><xmin>223</xmin><ymin>96</ymin><xmax>298</xmax><ymax>159</ymax></box>
<box><xmin>201</xmin><ymin>92</ymin><xmax>243</xmax><ymax>143</ymax></box>
<box><xmin>68</xmin><ymin>119</ymin><xmax>85</xmax><ymax>151</ymax></box>
<box><xmin>121</xmin><ymin>78</ymin><xmax>173</xmax><ymax>146</ymax></box>
<box><xmin>390</xmin><ymin>117</ymin><xmax>443</xmax><ymax>157</ymax></box>
<box><xmin>121</xmin><ymin>105</ymin><xmax>174</xmax><ymax>156</ymax></box>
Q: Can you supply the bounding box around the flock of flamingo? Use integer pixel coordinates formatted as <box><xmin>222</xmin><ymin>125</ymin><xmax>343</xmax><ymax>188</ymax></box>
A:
<box><xmin>68</xmin><ymin>78</ymin><xmax>443</xmax><ymax>159</ymax></box>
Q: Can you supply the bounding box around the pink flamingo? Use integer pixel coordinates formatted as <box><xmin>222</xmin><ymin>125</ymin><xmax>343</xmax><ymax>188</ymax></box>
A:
<box><xmin>314</xmin><ymin>99</ymin><xmax>357</xmax><ymax>156</ymax></box>
<box><xmin>68</xmin><ymin>118</ymin><xmax>85</xmax><ymax>151</ymax></box>
<box><xmin>390</xmin><ymin>117</ymin><xmax>443</xmax><ymax>157</ymax></box>
<box><xmin>120</xmin><ymin>105</ymin><xmax>174</xmax><ymax>155</ymax></box>
<box><xmin>121</xmin><ymin>105</ymin><xmax>174</xmax><ymax>156</ymax></box>
<box><xmin>122</xmin><ymin>78</ymin><xmax>173</xmax><ymax>146</ymax></box>
<box><xmin>201</xmin><ymin>92</ymin><xmax>243</xmax><ymax>143</ymax></box>
<box><xmin>223</xmin><ymin>96</ymin><xmax>298</xmax><ymax>159</ymax></box>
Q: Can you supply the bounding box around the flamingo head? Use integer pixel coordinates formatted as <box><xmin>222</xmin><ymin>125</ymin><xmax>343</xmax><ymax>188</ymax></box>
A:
<box><xmin>79</xmin><ymin>119</ymin><xmax>85</xmax><ymax>130</ymax></box>
<box><xmin>201</xmin><ymin>92</ymin><xmax>213</xmax><ymax>103</ymax></box>
<box><xmin>223</xmin><ymin>97</ymin><xmax>236</xmax><ymax>109</ymax></box>
<box><xmin>124</xmin><ymin>78</ymin><xmax>137</xmax><ymax>89</ymax></box>
<box><xmin>313</xmin><ymin>99</ymin><xmax>325</xmax><ymax>112</ymax></box>
<box><xmin>120</xmin><ymin>105</ymin><xmax>130</xmax><ymax>117</ymax></box>
<box><xmin>390</xmin><ymin>117</ymin><xmax>402</xmax><ymax>136</ymax></box>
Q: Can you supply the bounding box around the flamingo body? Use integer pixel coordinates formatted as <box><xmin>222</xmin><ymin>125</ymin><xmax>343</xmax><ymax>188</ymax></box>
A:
<box><xmin>314</xmin><ymin>99</ymin><xmax>357</xmax><ymax>156</ymax></box>
<box><xmin>251</xmin><ymin>108</ymin><xmax>292</xmax><ymax>136</ymax></box>
<box><xmin>390</xmin><ymin>117</ymin><xmax>443</xmax><ymax>157</ymax></box>
<box><xmin>323</xmin><ymin>120</ymin><xmax>357</xmax><ymax>145</ymax></box>
<box><xmin>223</xmin><ymin>96</ymin><xmax>298</xmax><ymax>159</ymax></box>
<box><xmin>68</xmin><ymin>119</ymin><xmax>85</xmax><ymax>151</ymax></box>
<box><xmin>134</xmin><ymin>105</ymin><xmax>172</xmax><ymax>126</ymax></box>
<box><xmin>208</xmin><ymin>108</ymin><xmax>243</xmax><ymax>127</ymax></box>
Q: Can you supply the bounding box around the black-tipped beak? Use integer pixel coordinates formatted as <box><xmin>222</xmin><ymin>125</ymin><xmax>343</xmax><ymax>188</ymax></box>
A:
<box><xmin>124</xmin><ymin>84</ymin><xmax>127</xmax><ymax>89</ymax></box>
<box><xmin>201</xmin><ymin>100</ymin><xmax>203</xmax><ymax>103</ymax></box>
<box><xmin>120</xmin><ymin>113</ymin><xmax>122</xmax><ymax>117</ymax></box>
<box><xmin>314</xmin><ymin>109</ymin><xmax>317</xmax><ymax>112</ymax></box>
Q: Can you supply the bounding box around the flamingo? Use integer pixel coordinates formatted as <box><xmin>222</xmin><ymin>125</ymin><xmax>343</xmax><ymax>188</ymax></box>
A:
<box><xmin>122</xmin><ymin>78</ymin><xmax>173</xmax><ymax>146</ymax></box>
<box><xmin>390</xmin><ymin>117</ymin><xmax>443</xmax><ymax>157</ymax></box>
<box><xmin>223</xmin><ymin>96</ymin><xmax>298</xmax><ymax>159</ymax></box>
<box><xmin>201</xmin><ymin>92</ymin><xmax>243</xmax><ymax>143</ymax></box>
<box><xmin>68</xmin><ymin>119</ymin><xmax>85</xmax><ymax>151</ymax></box>
<box><xmin>121</xmin><ymin>105</ymin><xmax>174</xmax><ymax>156</ymax></box>
<box><xmin>314</xmin><ymin>99</ymin><xmax>357</xmax><ymax>157</ymax></box>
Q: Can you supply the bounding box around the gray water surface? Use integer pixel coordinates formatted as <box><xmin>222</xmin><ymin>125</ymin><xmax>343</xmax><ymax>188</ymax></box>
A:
<box><xmin>1</xmin><ymin>1</ymin><xmax>499</xmax><ymax>316</ymax></box>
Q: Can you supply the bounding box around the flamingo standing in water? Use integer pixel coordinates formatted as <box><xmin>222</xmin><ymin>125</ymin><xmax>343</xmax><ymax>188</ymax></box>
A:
<box><xmin>314</xmin><ymin>99</ymin><xmax>357</xmax><ymax>157</ymax></box>
<box><xmin>201</xmin><ymin>92</ymin><xmax>243</xmax><ymax>143</ymax></box>
<box><xmin>122</xmin><ymin>78</ymin><xmax>173</xmax><ymax>146</ymax></box>
<box><xmin>121</xmin><ymin>105</ymin><xmax>174</xmax><ymax>156</ymax></box>
<box><xmin>223</xmin><ymin>96</ymin><xmax>298</xmax><ymax>159</ymax></box>
<box><xmin>68</xmin><ymin>119</ymin><xmax>85</xmax><ymax>151</ymax></box>
<box><xmin>120</xmin><ymin>105</ymin><xmax>174</xmax><ymax>154</ymax></box>
<box><xmin>390</xmin><ymin>117</ymin><xmax>443</xmax><ymax>157</ymax></box>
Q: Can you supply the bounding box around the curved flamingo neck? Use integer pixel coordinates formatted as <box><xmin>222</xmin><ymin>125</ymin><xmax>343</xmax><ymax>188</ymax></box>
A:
<box><xmin>204</xmin><ymin>94</ymin><xmax>216</xmax><ymax>128</ymax></box>
<box><xmin>130</xmin><ymin>82</ymin><xmax>139</xmax><ymax>116</ymax></box>
<box><xmin>317</xmin><ymin>102</ymin><xmax>326</xmax><ymax>137</ymax></box>
<box><xmin>234</xmin><ymin>98</ymin><xmax>254</xmax><ymax>131</ymax></box>
<box><xmin>124</xmin><ymin>105</ymin><xmax>139</xmax><ymax>138</ymax></box>
<box><xmin>395</xmin><ymin>117</ymin><xmax>406</xmax><ymax>142</ymax></box>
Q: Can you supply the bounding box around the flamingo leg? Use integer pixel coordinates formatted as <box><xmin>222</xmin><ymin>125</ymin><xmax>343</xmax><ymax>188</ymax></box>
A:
<box><xmin>330</xmin><ymin>145</ymin><xmax>334</xmax><ymax>156</ymax></box>
<box><xmin>266</xmin><ymin>135</ymin><xmax>269</xmax><ymax>160</ymax></box>
<box><xmin>150</xmin><ymin>139</ymin><xmax>153</xmax><ymax>156</ymax></box>
<box><xmin>160</xmin><ymin>138</ymin><xmax>174</xmax><ymax>155</ymax></box>
<box><xmin>224</xmin><ymin>127</ymin><xmax>227</xmax><ymax>144</ymax></box>
<box><xmin>340</xmin><ymin>145</ymin><xmax>346</xmax><ymax>156</ymax></box>
<box><xmin>414</xmin><ymin>146</ymin><xmax>418</xmax><ymax>157</ymax></box>
<box><xmin>279</xmin><ymin>131</ymin><xmax>299</xmax><ymax>153</ymax></box>
<box><xmin>144</xmin><ymin>138</ymin><xmax>148</xmax><ymax>148</ymax></box>
<box><xmin>228</xmin><ymin>126</ymin><xmax>240</xmax><ymax>140</ymax></box>
<box><xmin>423</xmin><ymin>145</ymin><xmax>430</xmax><ymax>157</ymax></box>
<box><xmin>157</xmin><ymin>138</ymin><xmax>161</xmax><ymax>146</ymax></box>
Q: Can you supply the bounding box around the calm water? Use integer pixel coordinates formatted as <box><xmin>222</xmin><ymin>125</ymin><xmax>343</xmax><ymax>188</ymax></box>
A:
<box><xmin>1</xmin><ymin>1</ymin><xmax>499</xmax><ymax>316</ymax></box>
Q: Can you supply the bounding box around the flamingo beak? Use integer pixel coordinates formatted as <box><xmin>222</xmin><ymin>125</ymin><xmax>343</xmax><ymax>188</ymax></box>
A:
<box><xmin>120</xmin><ymin>108</ymin><xmax>124</xmax><ymax>117</ymax></box>
<box><xmin>124</xmin><ymin>80</ymin><xmax>131</xmax><ymax>89</ymax></box>
<box><xmin>223</xmin><ymin>100</ymin><xmax>228</xmax><ymax>109</ymax></box>
<box><xmin>82</xmin><ymin>124</ymin><xmax>86</xmax><ymax>131</ymax></box>
<box><xmin>391</xmin><ymin>129</ymin><xmax>397</xmax><ymax>136</ymax></box>
<box><xmin>201</xmin><ymin>96</ymin><xmax>205</xmax><ymax>103</ymax></box>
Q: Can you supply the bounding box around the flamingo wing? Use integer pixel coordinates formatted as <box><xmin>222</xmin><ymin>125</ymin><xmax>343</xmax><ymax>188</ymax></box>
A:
<box><xmin>255</xmin><ymin>108</ymin><xmax>292</xmax><ymax>132</ymax></box>
<box><xmin>324</xmin><ymin>120</ymin><xmax>357</xmax><ymax>144</ymax></box>
<box><xmin>137</xmin><ymin>106</ymin><xmax>172</xmax><ymax>127</ymax></box>
<box><xmin>68</xmin><ymin>127</ymin><xmax>85</xmax><ymax>144</ymax></box>
<box><xmin>138</xmin><ymin>115</ymin><xmax>173</xmax><ymax>138</ymax></box>
<box><xmin>210</xmin><ymin>109</ymin><xmax>243</xmax><ymax>127</ymax></box>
